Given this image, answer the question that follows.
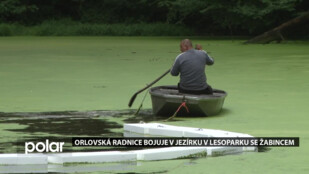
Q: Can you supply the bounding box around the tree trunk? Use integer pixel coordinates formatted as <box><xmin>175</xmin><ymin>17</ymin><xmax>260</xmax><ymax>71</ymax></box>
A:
<box><xmin>245</xmin><ymin>11</ymin><xmax>309</xmax><ymax>44</ymax></box>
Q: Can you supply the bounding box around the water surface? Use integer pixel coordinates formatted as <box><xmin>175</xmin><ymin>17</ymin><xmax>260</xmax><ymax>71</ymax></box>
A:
<box><xmin>0</xmin><ymin>37</ymin><xmax>308</xmax><ymax>173</ymax></box>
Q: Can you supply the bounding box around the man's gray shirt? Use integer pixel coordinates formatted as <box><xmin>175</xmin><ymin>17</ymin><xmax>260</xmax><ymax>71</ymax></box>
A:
<box><xmin>171</xmin><ymin>49</ymin><xmax>214</xmax><ymax>91</ymax></box>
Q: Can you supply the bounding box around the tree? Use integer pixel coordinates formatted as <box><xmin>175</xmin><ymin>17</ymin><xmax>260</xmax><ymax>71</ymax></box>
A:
<box><xmin>0</xmin><ymin>0</ymin><xmax>38</xmax><ymax>23</ymax></box>
<box><xmin>245</xmin><ymin>11</ymin><xmax>309</xmax><ymax>43</ymax></box>
<box><xmin>154</xmin><ymin>0</ymin><xmax>304</xmax><ymax>35</ymax></box>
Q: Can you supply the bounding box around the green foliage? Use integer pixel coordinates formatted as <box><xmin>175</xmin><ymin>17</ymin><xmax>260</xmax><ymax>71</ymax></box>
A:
<box><xmin>0</xmin><ymin>0</ymin><xmax>307</xmax><ymax>36</ymax></box>
<box><xmin>158</xmin><ymin>0</ymin><xmax>304</xmax><ymax>34</ymax></box>
<box><xmin>0</xmin><ymin>0</ymin><xmax>38</xmax><ymax>23</ymax></box>
<box><xmin>0</xmin><ymin>20</ymin><xmax>193</xmax><ymax>36</ymax></box>
<box><xmin>0</xmin><ymin>24</ymin><xmax>12</xmax><ymax>36</ymax></box>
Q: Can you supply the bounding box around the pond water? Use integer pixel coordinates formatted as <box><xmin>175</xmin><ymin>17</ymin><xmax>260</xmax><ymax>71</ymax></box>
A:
<box><xmin>0</xmin><ymin>37</ymin><xmax>308</xmax><ymax>173</ymax></box>
<box><xmin>0</xmin><ymin>109</ymin><xmax>163</xmax><ymax>153</ymax></box>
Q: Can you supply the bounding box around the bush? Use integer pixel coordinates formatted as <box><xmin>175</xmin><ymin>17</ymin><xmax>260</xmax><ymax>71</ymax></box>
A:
<box><xmin>0</xmin><ymin>24</ymin><xmax>12</xmax><ymax>36</ymax></box>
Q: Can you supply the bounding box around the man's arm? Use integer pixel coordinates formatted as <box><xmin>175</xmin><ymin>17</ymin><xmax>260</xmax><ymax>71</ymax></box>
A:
<box><xmin>170</xmin><ymin>58</ymin><xmax>180</xmax><ymax>76</ymax></box>
<box><xmin>204</xmin><ymin>51</ymin><xmax>214</xmax><ymax>65</ymax></box>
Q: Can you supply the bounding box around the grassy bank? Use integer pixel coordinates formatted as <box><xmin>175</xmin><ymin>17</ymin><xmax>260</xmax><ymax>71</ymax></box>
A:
<box><xmin>0</xmin><ymin>21</ymin><xmax>193</xmax><ymax>36</ymax></box>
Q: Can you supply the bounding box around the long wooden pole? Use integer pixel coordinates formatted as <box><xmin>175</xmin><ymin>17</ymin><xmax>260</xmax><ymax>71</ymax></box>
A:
<box><xmin>128</xmin><ymin>69</ymin><xmax>171</xmax><ymax>107</ymax></box>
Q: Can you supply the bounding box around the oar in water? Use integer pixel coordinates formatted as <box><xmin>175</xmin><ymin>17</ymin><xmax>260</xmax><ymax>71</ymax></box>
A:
<box><xmin>134</xmin><ymin>89</ymin><xmax>149</xmax><ymax>115</ymax></box>
<box><xmin>128</xmin><ymin>69</ymin><xmax>171</xmax><ymax>108</ymax></box>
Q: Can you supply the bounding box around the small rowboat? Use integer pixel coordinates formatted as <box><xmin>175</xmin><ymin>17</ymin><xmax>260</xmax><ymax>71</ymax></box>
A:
<box><xmin>149</xmin><ymin>86</ymin><xmax>227</xmax><ymax>116</ymax></box>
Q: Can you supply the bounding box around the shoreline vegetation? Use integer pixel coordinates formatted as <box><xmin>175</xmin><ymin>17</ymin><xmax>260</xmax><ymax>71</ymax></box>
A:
<box><xmin>0</xmin><ymin>1</ymin><xmax>307</xmax><ymax>40</ymax></box>
<box><xmin>0</xmin><ymin>21</ymin><xmax>193</xmax><ymax>36</ymax></box>
<box><xmin>0</xmin><ymin>21</ymin><xmax>307</xmax><ymax>41</ymax></box>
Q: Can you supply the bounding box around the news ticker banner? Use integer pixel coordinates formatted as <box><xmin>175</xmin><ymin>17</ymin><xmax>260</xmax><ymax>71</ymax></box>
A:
<box><xmin>72</xmin><ymin>137</ymin><xmax>299</xmax><ymax>147</ymax></box>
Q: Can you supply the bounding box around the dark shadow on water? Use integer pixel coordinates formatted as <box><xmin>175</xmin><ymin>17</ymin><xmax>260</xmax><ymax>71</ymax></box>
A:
<box><xmin>122</xmin><ymin>109</ymin><xmax>175</xmax><ymax>123</ymax></box>
<box><xmin>0</xmin><ymin>109</ymin><xmax>143</xmax><ymax>118</ymax></box>
<box><xmin>0</xmin><ymin>108</ymin><xmax>229</xmax><ymax>153</ymax></box>
<box><xmin>0</xmin><ymin>109</ymin><xmax>169</xmax><ymax>138</ymax></box>
<box><xmin>1</xmin><ymin>117</ymin><xmax>122</xmax><ymax>136</ymax></box>
<box><xmin>0</xmin><ymin>109</ymin><xmax>169</xmax><ymax>153</ymax></box>
<box><xmin>160</xmin><ymin>108</ymin><xmax>231</xmax><ymax>120</ymax></box>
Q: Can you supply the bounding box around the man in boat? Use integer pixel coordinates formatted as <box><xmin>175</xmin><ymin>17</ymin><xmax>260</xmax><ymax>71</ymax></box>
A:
<box><xmin>170</xmin><ymin>39</ymin><xmax>214</xmax><ymax>94</ymax></box>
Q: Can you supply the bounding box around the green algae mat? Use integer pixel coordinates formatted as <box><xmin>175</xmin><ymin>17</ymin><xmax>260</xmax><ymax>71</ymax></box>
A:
<box><xmin>0</xmin><ymin>37</ymin><xmax>308</xmax><ymax>173</ymax></box>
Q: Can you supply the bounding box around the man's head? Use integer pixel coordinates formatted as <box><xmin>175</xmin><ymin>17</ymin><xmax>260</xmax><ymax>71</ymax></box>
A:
<box><xmin>180</xmin><ymin>39</ymin><xmax>193</xmax><ymax>52</ymax></box>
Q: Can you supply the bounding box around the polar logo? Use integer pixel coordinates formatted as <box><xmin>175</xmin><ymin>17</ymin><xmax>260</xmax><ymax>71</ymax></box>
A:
<box><xmin>25</xmin><ymin>139</ymin><xmax>64</xmax><ymax>154</ymax></box>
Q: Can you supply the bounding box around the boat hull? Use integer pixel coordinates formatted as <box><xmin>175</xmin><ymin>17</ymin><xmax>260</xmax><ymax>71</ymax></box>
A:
<box><xmin>149</xmin><ymin>86</ymin><xmax>227</xmax><ymax>116</ymax></box>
